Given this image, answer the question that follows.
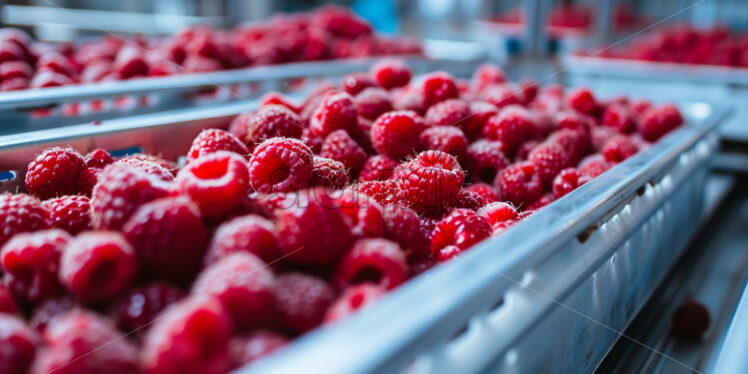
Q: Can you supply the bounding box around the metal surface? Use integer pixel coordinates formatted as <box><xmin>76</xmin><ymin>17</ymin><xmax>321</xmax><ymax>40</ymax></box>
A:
<box><xmin>711</xmin><ymin>277</ymin><xmax>748</xmax><ymax>374</ymax></box>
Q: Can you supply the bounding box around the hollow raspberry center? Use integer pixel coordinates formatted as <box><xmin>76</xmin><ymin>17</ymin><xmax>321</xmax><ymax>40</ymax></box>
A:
<box><xmin>350</xmin><ymin>266</ymin><xmax>383</xmax><ymax>285</ymax></box>
<box><xmin>349</xmin><ymin>293</ymin><xmax>366</xmax><ymax>309</ymax></box>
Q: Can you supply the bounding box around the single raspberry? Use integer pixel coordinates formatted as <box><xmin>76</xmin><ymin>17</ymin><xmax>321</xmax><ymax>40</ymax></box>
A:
<box><xmin>36</xmin><ymin>53</ymin><xmax>74</xmax><ymax>77</ymax></box>
<box><xmin>0</xmin><ymin>314</ymin><xmax>39</xmax><ymax>374</ymax></box>
<box><xmin>466</xmin><ymin>140</ymin><xmax>510</xmax><ymax>184</ymax></box>
<box><xmin>309</xmin><ymin>92</ymin><xmax>357</xmax><ymax>138</ymax></box>
<box><xmin>639</xmin><ymin>104</ymin><xmax>684</xmax><ymax>141</ymax></box>
<box><xmin>84</xmin><ymin>148</ymin><xmax>114</xmax><ymax>168</ymax></box>
<box><xmin>230</xmin><ymin>330</ymin><xmax>288</xmax><ymax>367</ymax></box>
<box><xmin>424</xmin><ymin>99</ymin><xmax>471</xmax><ymax>128</ymax></box>
<box><xmin>91</xmin><ymin>163</ymin><xmax>171</xmax><ymax>230</ymax></box>
<box><xmin>1</xmin><ymin>229</ymin><xmax>68</xmax><ymax>306</ymax></box>
<box><xmin>0</xmin><ymin>283</ymin><xmax>18</xmax><ymax>314</ymax></box>
<box><xmin>602</xmin><ymin>134</ymin><xmax>639</xmax><ymax>162</ymax></box>
<box><xmin>113</xmin><ymin>45</ymin><xmax>148</xmax><ymax>78</ymax></box>
<box><xmin>243</xmin><ymin>105</ymin><xmax>304</xmax><ymax>146</ymax></box>
<box><xmin>310</xmin><ymin>156</ymin><xmax>349</xmax><ymax>189</ymax></box>
<box><xmin>672</xmin><ymin>301</ymin><xmax>710</xmax><ymax>340</ymax></box>
<box><xmin>471</xmin><ymin>63</ymin><xmax>506</xmax><ymax>92</ymax></box>
<box><xmin>547</xmin><ymin>128</ymin><xmax>588</xmax><ymax>165</ymax></box>
<box><xmin>420</xmin><ymin>71</ymin><xmax>459</xmax><ymax>107</ymax></box>
<box><xmin>320</xmin><ymin>129</ymin><xmax>368</xmax><ymax>175</ymax></box>
<box><xmin>0</xmin><ymin>194</ymin><xmax>50</xmax><ymax>247</ymax></box>
<box><xmin>75</xmin><ymin>167</ymin><xmax>100</xmax><ymax>196</ymax></box>
<box><xmin>193</xmin><ymin>252</ymin><xmax>275</xmax><ymax>330</ymax></box>
<box><xmin>631</xmin><ymin>99</ymin><xmax>653</xmax><ymax>117</ymax></box>
<box><xmin>464</xmin><ymin>101</ymin><xmax>498</xmax><ymax>140</ymax></box>
<box><xmin>42</xmin><ymin>195</ymin><xmax>91</xmax><ymax>234</ymax></box>
<box><xmin>431</xmin><ymin>209</ymin><xmax>491</xmax><ymax>258</ymax></box>
<box><xmin>177</xmin><ymin>151</ymin><xmax>250</xmax><ymax>218</ymax></box>
<box><xmin>452</xmin><ymin>188</ymin><xmax>486</xmax><ymax>211</ymax></box>
<box><xmin>334</xmin><ymin>238</ymin><xmax>407</xmax><ymax>290</ymax></box>
<box><xmin>29</xmin><ymin>70</ymin><xmax>71</xmax><ymax>88</ymax></box>
<box><xmin>578</xmin><ymin>154</ymin><xmax>611</xmax><ymax>181</ymax></box>
<box><xmin>25</xmin><ymin>147</ymin><xmax>86</xmax><ymax>199</ymax></box>
<box><xmin>259</xmin><ymin>92</ymin><xmax>300</xmax><ymax>112</ymax></box>
<box><xmin>483</xmin><ymin>105</ymin><xmax>536</xmax><ymax>156</ymax></box>
<box><xmin>228</xmin><ymin>112</ymin><xmax>251</xmax><ymax>142</ymax></box>
<box><xmin>477</xmin><ymin>201</ymin><xmax>519</xmax><ymax>230</ymax></box>
<box><xmin>555</xmin><ymin>110</ymin><xmax>593</xmax><ymax>157</ymax></box>
<box><xmin>275</xmin><ymin>188</ymin><xmax>355</xmax><ymax>267</ymax></box>
<box><xmin>59</xmin><ymin>231</ymin><xmax>135</xmax><ymax>305</ymax></box>
<box><xmin>465</xmin><ymin>183</ymin><xmax>499</xmax><ymax>203</ymax></box>
<box><xmin>123</xmin><ymin>196</ymin><xmax>208</xmax><ymax>283</ymax></box>
<box><xmin>370</xmin><ymin>110</ymin><xmax>425</xmax><ymax>160</ymax></box>
<box><xmin>188</xmin><ymin>128</ymin><xmax>249</xmax><ymax>161</ymax></box>
<box><xmin>552</xmin><ymin>168</ymin><xmax>584</xmax><ymax>198</ymax></box>
<box><xmin>299</xmin><ymin>82</ymin><xmax>337</xmax><ymax>119</ymax></box>
<box><xmin>419</xmin><ymin>126</ymin><xmax>468</xmax><ymax>160</ymax></box>
<box><xmin>359</xmin><ymin>155</ymin><xmax>398</xmax><ymax>182</ymax></box>
<box><xmin>249</xmin><ymin>137</ymin><xmax>313</xmax><ymax>194</ymax></box>
<box><xmin>274</xmin><ymin>272</ymin><xmax>335</xmax><ymax>334</ymax></box>
<box><xmin>354</xmin><ymin>87</ymin><xmax>392</xmax><ymax>120</ymax></box>
<box><xmin>0</xmin><ymin>60</ymin><xmax>32</xmax><ymax>81</ymax></box>
<box><xmin>382</xmin><ymin>205</ymin><xmax>429</xmax><ymax>260</ymax></box>
<box><xmin>341</xmin><ymin>72</ymin><xmax>375</xmax><ymax>95</ymax></box>
<box><xmin>29</xmin><ymin>297</ymin><xmax>77</xmax><ymax>334</ymax></box>
<box><xmin>602</xmin><ymin>103</ymin><xmax>636</xmax><ymax>133</ymax></box>
<box><xmin>528</xmin><ymin>141</ymin><xmax>572</xmax><ymax>186</ymax></box>
<box><xmin>355</xmin><ymin>180</ymin><xmax>403</xmax><ymax>206</ymax></box>
<box><xmin>591</xmin><ymin>126</ymin><xmax>616</xmax><ymax>152</ymax></box>
<box><xmin>517</xmin><ymin>78</ymin><xmax>539</xmax><ymax>104</ymax></box>
<box><xmin>370</xmin><ymin>58</ymin><xmax>411</xmax><ymax>89</ymax></box>
<box><xmin>142</xmin><ymin>296</ymin><xmax>232</xmax><ymax>374</ymax></box>
<box><xmin>397</xmin><ymin>151</ymin><xmax>465</xmax><ymax>214</ymax></box>
<box><xmin>334</xmin><ymin>190</ymin><xmax>385</xmax><ymax>238</ymax></box>
<box><xmin>115</xmin><ymin>157</ymin><xmax>175</xmax><ymax>182</ymax></box>
<box><xmin>392</xmin><ymin>90</ymin><xmax>426</xmax><ymax>115</ymax></box>
<box><xmin>514</xmin><ymin>140</ymin><xmax>538</xmax><ymax>162</ymax></box>
<box><xmin>324</xmin><ymin>284</ymin><xmax>385</xmax><ymax>323</ymax></box>
<box><xmin>565</xmin><ymin>87</ymin><xmax>599</xmax><ymax>116</ymax></box>
<box><xmin>205</xmin><ymin>214</ymin><xmax>278</xmax><ymax>266</ymax></box>
<box><xmin>494</xmin><ymin>162</ymin><xmax>543</xmax><ymax>207</ymax></box>
<box><xmin>481</xmin><ymin>84</ymin><xmax>521</xmax><ymax>109</ymax></box>
<box><xmin>120</xmin><ymin>153</ymin><xmax>178</xmax><ymax>174</ymax></box>
<box><xmin>111</xmin><ymin>282</ymin><xmax>185</xmax><ymax>334</ymax></box>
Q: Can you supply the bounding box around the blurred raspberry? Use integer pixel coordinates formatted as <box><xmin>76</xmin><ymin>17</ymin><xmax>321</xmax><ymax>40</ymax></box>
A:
<box><xmin>370</xmin><ymin>58</ymin><xmax>411</xmax><ymax>89</ymax></box>
<box><xmin>565</xmin><ymin>87</ymin><xmax>599</xmax><ymax>116</ymax></box>
<box><xmin>424</xmin><ymin>99</ymin><xmax>471</xmax><ymax>128</ymax></box>
<box><xmin>205</xmin><ymin>214</ymin><xmax>278</xmax><ymax>266</ymax></box>
<box><xmin>452</xmin><ymin>188</ymin><xmax>487</xmax><ymax>211</ymax></box>
<box><xmin>481</xmin><ymin>84</ymin><xmax>521</xmax><ymax>109</ymax></box>
<box><xmin>333</xmin><ymin>190</ymin><xmax>385</xmax><ymax>238</ymax></box>
<box><xmin>355</xmin><ymin>87</ymin><xmax>393</xmax><ymax>120</ymax></box>
<box><xmin>478</xmin><ymin>201</ymin><xmax>519</xmax><ymax>231</ymax></box>
<box><xmin>464</xmin><ymin>101</ymin><xmax>498</xmax><ymax>140</ymax></box>
<box><xmin>341</xmin><ymin>72</ymin><xmax>375</xmax><ymax>95</ymax></box>
<box><xmin>320</xmin><ymin>129</ymin><xmax>368</xmax><ymax>176</ymax></box>
<box><xmin>359</xmin><ymin>155</ymin><xmax>398</xmax><ymax>182</ymax></box>
<box><xmin>42</xmin><ymin>195</ymin><xmax>91</xmax><ymax>234</ymax></box>
<box><xmin>495</xmin><ymin>162</ymin><xmax>543</xmax><ymax>207</ymax></box>
<box><xmin>230</xmin><ymin>330</ymin><xmax>288</xmax><ymax>368</ymax></box>
<box><xmin>84</xmin><ymin>148</ymin><xmax>114</xmax><ymax>168</ymax></box>
<box><xmin>602</xmin><ymin>103</ymin><xmax>636</xmax><ymax>133</ymax></box>
<box><xmin>420</xmin><ymin>71</ymin><xmax>459</xmax><ymax>107</ymax></box>
<box><xmin>602</xmin><ymin>134</ymin><xmax>639</xmax><ymax>162</ymax></box>
<box><xmin>0</xmin><ymin>194</ymin><xmax>50</xmax><ymax>247</ymax></box>
<box><xmin>552</xmin><ymin>167</ymin><xmax>584</xmax><ymax>198</ymax></box>
<box><xmin>483</xmin><ymin>106</ymin><xmax>536</xmax><ymax>156</ymax></box>
<box><xmin>274</xmin><ymin>272</ymin><xmax>335</xmax><ymax>334</ymax></box>
<box><xmin>639</xmin><ymin>104</ymin><xmax>684</xmax><ymax>141</ymax></box>
<box><xmin>111</xmin><ymin>282</ymin><xmax>185</xmax><ymax>334</ymax></box>
<box><xmin>466</xmin><ymin>140</ymin><xmax>510</xmax><ymax>184</ymax></box>
<box><xmin>243</xmin><ymin>105</ymin><xmax>304</xmax><ymax>146</ymax></box>
<box><xmin>0</xmin><ymin>314</ymin><xmax>39</xmax><ymax>374</ymax></box>
<box><xmin>324</xmin><ymin>284</ymin><xmax>385</xmax><ymax>323</ymax></box>
<box><xmin>310</xmin><ymin>156</ymin><xmax>349</xmax><ymax>189</ymax></box>
<box><xmin>471</xmin><ymin>63</ymin><xmax>506</xmax><ymax>92</ymax></box>
<box><xmin>419</xmin><ymin>126</ymin><xmax>468</xmax><ymax>160</ymax></box>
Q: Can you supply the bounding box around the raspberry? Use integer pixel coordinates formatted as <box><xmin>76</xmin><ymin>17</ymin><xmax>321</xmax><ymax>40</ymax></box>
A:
<box><xmin>639</xmin><ymin>104</ymin><xmax>684</xmax><ymax>141</ymax></box>
<box><xmin>334</xmin><ymin>238</ymin><xmax>407</xmax><ymax>290</ymax></box>
<box><xmin>552</xmin><ymin>168</ymin><xmax>584</xmax><ymax>198</ymax></box>
<box><xmin>177</xmin><ymin>151</ymin><xmax>250</xmax><ymax>218</ymax></box>
<box><xmin>0</xmin><ymin>194</ymin><xmax>50</xmax><ymax>247</ymax></box>
<box><xmin>419</xmin><ymin>126</ymin><xmax>468</xmax><ymax>160</ymax></box>
<box><xmin>424</xmin><ymin>99</ymin><xmax>471</xmax><ymax>128</ymax></box>
<box><xmin>356</xmin><ymin>180</ymin><xmax>403</xmax><ymax>206</ymax></box>
<box><xmin>514</xmin><ymin>140</ymin><xmax>538</xmax><ymax>162</ymax></box>
<box><xmin>274</xmin><ymin>272</ymin><xmax>336</xmax><ymax>334</ymax></box>
<box><xmin>230</xmin><ymin>330</ymin><xmax>288</xmax><ymax>367</ymax></box>
<box><xmin>142</xmin><ymin>296</ymin><xmax>232</xmax><ymax>374</ymax></box>
<box><xmin>60</xmin><ymin>231</ymin><xmax>135</xmax><ymax>305</ymax></box>
<box><xmin>91</xmin><ymin>164</ymin><xmax>171</xmax><ymax>230</ymax></box>
<box><xmin>465</xmin><ymin>183</ymin><xmax>499</xmax><ymax>203</ymax></box>
<box><xmin>393</xmin><ymin>90</ymin><xmax>426</xmax><ymax>115</ymax></box>
<box><xmin>309</xmin><ymin>92</ymin><xmax>357</xmax><ymax>138</ymax></box>
<box><xmin>471</xmin><ymin>63</ymin><xmax>506</xmax><ymax>92</ymax></box>
<box><xmin>115</xmin><ymin>157</ymin><xmax>175</xmax><ymax>182</ymax></box>
<box><xmin>381</xmin><ymin>205</ymin><xmax>427</xmax><ymax>260</ymax></box>
<box><xmin>188</xmin><ymin>128</ymin><xmax>249</xmax><ymax>161</ymax></box>
<box><xmin>565</xmin><ymin>87</ymin><xmax>599</xmax><ymax>115</ymax></box>
<box><xmin>370</xmin><ymin>58</ymin><xmax>411</xmax><ymax>89</ymax></box>
<box><xmin>602</xmin><ymin>134</ymin><xmax>639</xmax><ymax>162</ymax></box>
<box><xmin>495</xmin><ymin>162</ymin><xmax>543</xmax><ymax>207</ymax></box>
<box><xmin>205</xmin><ymin>214</ymin><xmax>278</xmax><ymax>266</ymax></box>
<box><xmin>466</xmin><ymin>140</ymin><xmax>510</xmax><ymax>184</ymax></box>
<box><xmin>547</xmin><ymin>128</ymin><xmax>587</xmax><ymax>165</ymax></box>
<box><xmin>397</xmin><ymin>151</ymin><xmax>465</xmax><ymax>214</ymax></box>
<box><xmin>355</xmin><ymin>87</ymin><xmax>392</xmax><ymax>120</ymax></box>
<box><xmin>193</xmin><ymin>252</ymin><xmax>275</xmax><ymax>330</ymax></box>
<box><xmin>0</xmin><ymin>314</ymin><xmax>39</xmax><ymax>374</ymax></box>
<box><xmin>602</xmin><ymin>103</ymin><xmax>636</xmax><ymax>133</ymax></box>
<box><xmin>0</xmin><ymin>61</ymin><xmax>32</xmax><ymax>81</ymax></box>
<box><xmin>370</xmin><ymin>110</ymin><xmax>426</xmax><ymax>160</ymax></box>
<box><xmin>84</xmin><ymin>148</ymin><xmax>114</xmax><ymax>168</ymax></box>
<box><xmin>481</xmin><ymin>84</ymin><xmax>521</xmax><ymax>109</ymax></box>
<box><xmin>1</xmin><ymin>229</ymin><xmax>68</xmax><ymax>306</ymax></box>
<box><xmin>25</xmin><ymin>147</ymin><xmax>86</xmax><ymax>199</ymax></box>
<box><xmin>29</xmin><ymin>297</ymin><xmax>77</xmax><ymax>333</ymax></box>
<box><xmin>334</xmin><ymin>190</ymin><xmax>385</xmax><ymax>238</ymax></box>
<box><xmin>111</xmin><ymin>283</ymin><xmax>185</xmax><ymax>334</ymax></box>
<box><xmin>320</xmin><ymin>129</ymin><xmax>368</xmax><ymax>175</ymax></box>
<box><xmin>123</xmin><ymin>196</ymin><xmax>208</xmax><ymax>283</ymax></box>
<box><xmin>359</xmin><ymin>155</ymin><xmax>398</xmax><ymax>182</ymax></box>
<box><xmin>30</xmin><ymin>70</ymin><xmax>72</xmax><ymax>88</ymax></box>
<box><xmin>0</xmin><ymin>283</ymin><xmax>18</xmax><ymax>314</ymax></box>
<box><xmin>310</xmin><ymin>156</ymin><xmax>349</xmax><ymax>189</ymax></box>
<box><xmin>556</xmin><ymin>110</ymin><xmax>593</xmax><ymax>155</ymax></box>
<box><xmin>420</xmin><ymin>71</ymin><xmax>459</xmax><ymax>107</ymax></box>
<box><xmin>324</xmin><ymin>284</ymin><xmax>385</xmax><ymax>323</ymax></box>
<box><xmin>672</xmin><ymin>301</ymin><xmax>710</xmax><ymax>340</ymax></box>
<box><xmin>578</xmin><ymin>154</ymin><xmax>611</xmax><ymax>180</ymax></box>
<box><xmin>259</xmin><ymin>92</ymin><xmax>299</xmax><ymax>112</ymax></box>
<box><xmin>243</xmin><ymin>105</ymin><xmax>304</xmax><ymax>146</ymax></box>
<box><xmin>464</xmin><ymin>101</ymin><xmax>498</xmax><ymax>140</ymax></box>
<box><xmin>249</xmin><ymin>138</ymin><xmax>313</xmax><ymax>194</ymax></box>
<box><xmin>477</xmin><ymin>201</ymin><xmax>519</xmax><ymax>230</ymax></box>
<box><xmin>526</xmin><ymin>193</ymin><xmax>554</xmax><ymax>210</ymax></box>
<box><xmin>528</xmin><ymin>141</ymin><xmax>572</xmax><ymax>186</ymax></box>
<box><xmin>114</xmin><ymin>46</ymin><xmax>148</xmax><ymax>78</ymax></box>
<box><xmin>431</xmin><ymin>209</ymin><xmax>491</xmax><ymax>258</ymax></box>
<box><xmin>122</xmin><ymin>153</ymin><xmax>177</xmax><ymax>173</ymax></box>
<box><xmin>591</xmin><ymin>126</ymin><xmax>616</xmax><ymax>152</ymax></box>
<box><xmin>228</xmin><ymin>112</ymin><xmax>251</xmax><ymax>142</ymax></box>
<box><xmin>452</xmin><ymin>188</ymin><xmax>486</xmax><ymax>211</ymax></box>
<box><xmin>483</xmin><ymin>105</ymin><xmax>536</xmax><ymax>156</ymax></box>
<box><xmin>75</xmin><ymin>167</ymin><xmax>100</xmax><ymax>196</ymax></box>
<box><xmin>517</xmin><ymin>78</ymin><xmax>539</xmax><ymax>104</ymax></box>
<box><xmin>42</xmin><ymin>195</ymin><xmax>91</xmax><ymax>235</ymax></box>
<box><xmin>630</xmin><ymin>99</ymin><xmax>653</xmax><ymax>117</ymax></box>
<box><xmin>36</xmin><ymin>53</ymin><xmax>74</xmax><ymax>77</ymax></box>
<box><xmin>341</xmin><ymin>72</ymin><xmax>375</xmax><ymax>95</ymax></box>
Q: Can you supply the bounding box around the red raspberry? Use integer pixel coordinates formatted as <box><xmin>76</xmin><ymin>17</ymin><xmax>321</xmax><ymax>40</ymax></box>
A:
<box><xmin>25</xmin><ymin>147</ymin><xmax>86</xmax><ymax>199</ymax></box>
<box><xmin>334</xmin><ymin>190</ymin><xmax>385</xmax><ymax>238</ymax></box>
<box><xmin>359</xmin><ymin>155</ymin><xmax>398</xmax><ymax>182</ymax></box>
<box><xmin>249</xmin><ymin>138</ymin><xmax>313</xmax><ymax>194</ymax></box>
<box><xmin>177</xmin><ymin>151</ymin><xmax>250</xmax><ymax>218</ymax></box>
<box><xmin>193</xmin><ymin>252</ymin><xmax>275</xmax><ymax>330</ymax></box>
<box><xmin>393</xmin><ymin>90</ymin><xmax>426</xmax><ymax>115</ymax></box>
<box><xmin>431</xmin><ymin>209</ymin><xmax>491</xmax><ymax>258</ymax></box>
<box><xmin>356</xmin><ymin>180</ymin><xmax>403</xmax><ymax>206</ymax></box>
<box><xmin>419</xmin><ymin>126</ymin><xmax>468</xmax><ymax>160</ymax></box>
<box><xmin>75</xmin><ymin>167</ymin><xmax>100</xmax><ymax>196</ymax></box>
<box><xmin>311</xmin><ymin>156</ymin><xmax>349</xmax><ymax>189</ymax></box>
<box><xmin>320</xmin><ymin>129</ymin><xmax>368</xmax><ymax>175</ymax></box>
<box><xmin>275</xmin><ymin>188</ymin><xmax>355</xmax><ymax>267</ymax></box>
<box><xmin>1</xmin><ymin>229</ymin><xmax>68</xmax><ymax>306</ymax></box>
<box><xmin>228</xmin><ymin>112</ymin><xmax>251</xmax><ymax>142</ymax></box>
<box><xmin>334</xmin><ymin>238</ymin><xmax>407</xmax><ymax>290</ymax></box>
<box><xmin>230</xmin><ymin>330</ymin><xmax>287</xmax><ymax>367</ymax></box>
<box><xmin>188</xmin><ymin>128</ymin><xmax>249</xmax><ymax>161</ymax></box>
<box><xmin>0</xmin><ymin>194</ymin><xmax>50</xmax><ymax>247</ymax></box>
<box><xmin>59</xmin><ymin>231</ymin><xmax>135</xmax><ymax>305</ymax></box>
<box><xmin>514</xmin><ymin>140</ymin><xmax>538</xmax><ymax>162</ymax></box>
<box><xmin>28</xmin><ymin>297</ymin><xmax>77</xmax><ymax>333</ymax></box>
<box><xmin>630</xmin><ymin>99</ymin><xmax>653</xmax><ymax>117</ymax></box>
<box><xmin>672</xmin><ymin>301</ymin><xmax>711</xmax><ymax>340</ymax></box>
<box><xmin>420</xmin><ymin>71</ymin><xmax>459</xmax><ymax>107</ymax></box>
<box><xmin>355</xmin><ymin>87</ymin><xmax>393</xmax><ymax>120</ymax></box>
<box><xmin>0</xmin><ymin>60</ymin><xmax>32</xmax><ymax>81</ymax></box>
<box><xmin>243</xmin><ymin>105</ymin><xmax>304</xmax><ymax>146</ymax></box>
<box><xmin>341</xmin><ymin>72</ymin><xmax>375</xmax><ymax>95</ymax></box>
<box><xmin>465</xmin><ymin>183</ymin><xmax>499</xmax><ymax>203</ymax></box>
<box><xmin>397</xmin><ymin>151</ymin><xmax>465</xmax><ymax>214</ymax></box>
<box><xmin>370</xmin><ymin>58</ymin><xmax>411</xmax><ymax>89</ymax></box>
<box><xmin>259</xmin><ymin>92</ymin><xmax>300</xmax><ymax>112</ymax></box>
<box><xmin>84</xmin><ymin>148</ymin><xmax>114</xmax><ymax>168</ymax></box>
<box><xmin>123</xmin><ymin>196</ymin><xmax>208</xmax><ymax>283</ymax></box>
<box><xmin>301</xmin><ymin>126</ymin><xmax>324</xmax><ymax>153</ymax></box>
<box><xmin>565</xmin><ymin>87</ymin><xmax>599</xmax><ymax>116</ymax></box>
<box><xmin>142</xmin><ymin>296</ymin><xmax>232</xmax><ymax>374</ymax></box>
<box><xmin>495</xmin><ymin>162</ymin><xmax>543</xmax><ymax>207</ymax></box>
<box><xmin>0</xmin><ymin>283</ymin><xmax>18</xmax><ymax>314</ymax></box>
<box><xmin>464</xmin><ymin>101</ymin><xmax>498</xmax><ymax>140</ymax></box>
<box><xmin>0</xmin><ymin>314</ymin><xmax>39</xmax><ymax>374</ymax></box>
<box><xmin>547</xmin><ymin>128</ymin><xmax>587</xmax><ymax>165</ymax></box>
<box><xmin>452</xmin><ymin>188</ymin><xmax>487</xmax><ymax>211</ymax></box>
<box><xmin>0</xmin><ymin>77</ymin><xmax>28</xmax><ymax>91</ymax></box>
<box><xmin>526</xmin><ymin>193</ymin><xmax>554</xmax><ymax>210</ymax></box>
<box><xmin>552</xmin><ymin>168</ymin><xmax>584</xmax><ymax>198</ymax></box>
<box><xmin>121</xmin><ymin>153</ymin><xmax>177</xmax><ymax>174</ymax></box>
<box><xmin>424</xmin><ymin>99</ymin><xmax>471</xmax><ymax>128</ymax></box>
<box><xmin>30</xmin><ymin>70</ymin><xmax>71</xmax><ymax>88</ymax></box>
<box><xmin>602</xmin><ymin>103</ymin><xmax>636</xmax><ymax>133</ymax></box>
<box><xmin>91</xmin><ymin>164</ymin><xmax>171</xmax><ymax>230</ymax></box>
<box><xmin>370</xmin><ymin>110</ymin><xmax>425</xmax><ymax>160</ymax></box>
<box><xmin>471</xmin><ymin>63</ymin><xmax>506</xmax><ymax>92</ymax></box>
<box><xmin>205</xmin><ymin>214</ymin><xmax>278</xmax><ymax>266</ymax></box>
<box><xmin>477</xmin><ymin>201</ymin><xmax>518</xmax><ymax>230</ymax></box>
<box><xmin>517</xmin><ymin>78</ymin><xmax>539</xmax><ymax>104</ymax></box>
<box><xmin>273</xmin><ymin>272</ymin><xmax>336</xmax><ymax>334</ymax></box>
<box><xmin>528</xmin><ymin>141</ymin><xmax>572</xmax><ymax>186</ymax></box>
<box><xmin>309</xmin><ymin>92</ymin><xmax>357</xmax><ymax>138</ymax></box>
<box><xmin>466</xmin><ymin>140</ymin><xmax>510</xmax><ymax>184</ymax></box>
<box><xmin>324</xmin><ymin>284</ymin><xmax>385</xmax><ymax>323</ymax></box>
<box><xmin>556</xmin><ymin>110</ymin><xmax>593</xmax><ymax>154</ymax></box>
<box><xmin>481</xmin><ymin>84</ymin><xmax>521</xmax><ymax>109</ymax></box>
<box><xmin>639</xmin><ymin>104</ymin><xmax>684</xmax><ymax>142</ymax></box>
<box><xmin>111</xmin><ymin>283</ymin><xmax>185</xmax><ymax>334</ymax></box>
<box><xmin>382</xmin><ymin>205</ymin><xmax>428</xmax><ymax>260</ymax></box>
<box><xmin>36</xmin><ymin>53</ymin><xmax>74</xmax><ymax>77</ymax></box>
<box><xmin>483</xmin><ymin>106</ymin><xmax>536</xmax><ymax>156</ymax></box>
<box><xmin>591</xmin><ymin>126</ymin><xmax>616</xmax><ymax>152</ymax></box>
<box><xmin>602</xmin><ymin>134</ymin><xmax>639</xmax><ymax>162</ymax></box>
<box><xmin>113</xmin><ymin>46</ymin><xmax>148</xmax><ymax>78</ymax></box>
<box><xmin>42</xmin><ymin>195</ymin><xmax>91</xmax><ymax>234</ymax></box>
<box><xmin>115</xmin><ymin>157</ymin><xmax>175</xmax><ymax>182</ymax></box>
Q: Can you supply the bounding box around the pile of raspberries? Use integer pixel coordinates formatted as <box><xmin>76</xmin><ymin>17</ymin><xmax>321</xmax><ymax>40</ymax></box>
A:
<box><xmin>0</xmin><ymin>60</ymin><xmax>683</xmax><ymax>374</ymax></box>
